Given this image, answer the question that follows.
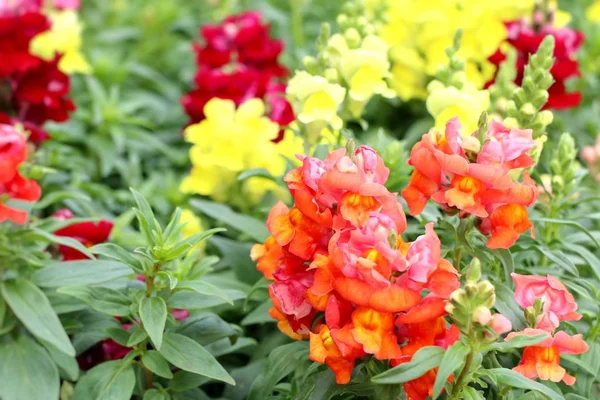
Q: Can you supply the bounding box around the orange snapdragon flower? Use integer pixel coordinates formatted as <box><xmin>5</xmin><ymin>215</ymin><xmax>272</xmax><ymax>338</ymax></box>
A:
<box><xmin>402</xmin><ymin>117</ymin><xmax>538</xmax><ymax>249</ymax></box>
<box><xmin>507</xmin><ymin>329</ymin><xmax>588</xmax><ymax>385</ymax></box>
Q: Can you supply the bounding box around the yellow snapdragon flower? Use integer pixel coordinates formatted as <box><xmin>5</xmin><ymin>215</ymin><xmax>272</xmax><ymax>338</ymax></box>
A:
<box><xmin>286</xmin><ymin>71</ymin><xmax>346</xmax><ymax>141</ymax></box>
<box><xmin>180</xmin><ymin>209</ymin><xmax>205</xmax><ymax>253</ymax></box>
<box><xmin>426</xmin><ymin>79</ymin><xmax>490</xmax><ymax>135</ymax></box>
<box><xmin>30</xmin><ymin>10</ymin><xmax>91</xmax><ymax>74</ymax></box>
<box><xmin>377</xmin><ymin>0</ymin><xmax>568</xmax><ymax>101</ymax></box>
<box><xmin>181</xmin><ymin>98</ymin><xmax>298</xmax><ymax>203</ymax></box>
<box><xmin>328</xmin><ymin>33</ymin><xmax>395</xmax><ymax>117</ymax></box>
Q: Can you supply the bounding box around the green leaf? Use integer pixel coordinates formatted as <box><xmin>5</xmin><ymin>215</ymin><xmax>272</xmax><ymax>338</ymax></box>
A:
<box><xmin>211</xmin><ymin>236</ymin><xmax>261</xmax><ymax>284</ymax></box>
<box><xmin>565</xmin><ymin>244</ymin><xmax>600</xmax><ymax>281</ymax></box>
<box><xmin>371</xmin><ymin>346</ymin><xmax>444</xmax><ymax>384</ymax></box>
<box><xmin>143</xmin><ymin>389</ymin><xmax>169</xmax><ymax>400</ymax></box>
<box><xmin>237</xmin><ymin>168</ymin><xmax>276</xmax><ymax>182</ymax></box>
<box><xmin>190</xmin><ymin>199</ymin><xmax>269</xmax><ymax>242</ymax></box>
<box><xmin>485</xmin><ymin>334</ymin><xmax>548</xmax><ymax>353</ymax></box>
<box><xmin>168</xmin><ymin>289</ymin><xmax>246</xmax><ymax>309</ymax></box>
<box><xmin>33</xmin><ymin>260</ymin><xmax>133</xmax><ymax>288</ymax></box>
<box><xmin>494</xmin><ymin>283</ymin><xmax>526</xmax><ymax>330</ymax></box>
<box><xmin>1</xmin><ymin>279</ymin><xmax>75</xmax><ymax>356</ymax></box>
<box><xmin>461</xmin><ymin>386</ymin><xmax>485</xmax><ymax>400</ymax></box>
<box><xmin>175</xmin><ymin>313</ymin><xmax>238</xmax><ymax>345</ymax></box>
<box><xmin>33</xmin><ymin>190</ymin><xmax>91</xmax><ymax>209</ymax></box>
<box><xmin>130</xmin><ymin>188</ymin><xmax>160</xmax><ymax>236</ymax></box>
<box><xmin>241</xmin><ymin>299</ymin><xmax>274</xmax><ymax>326</ymax></box>
<box><xmin>139</xmin><ymin>296</ymin><xmax>167</xmax><ymax>350</ymax></box>
<box><xmin>0</xmin><ymin>334</ymin><xmax>59</xmax><ymax>400</ymax></box>
<box><xmin>433</xmin><ymin>341</ymin><xmax>469</xmax><ymax>399</ymax></box>
<box><xmin>487</xmin><ymin>368</ymin><xmax>564</xmax><ymax>400</ymax></box>
<box><xmin>159</xmin><ymin>332</ymin><xmax>234</xmax><ymax>385</ymax></box>
<box><xmin>168</xmin><ymin>371</ymin><xmax>210</xmax><ymax>392</ymax></box>
<box><xmin>532</xmin><ymin>218</ymin><xmax>600</xmax><ymax>248</ymax></box>
<box><xmin>561</xmin><ymin>354</ymin><xmax>598</xmax><ymax>377</ymax></box>
<box><xmin>126</xmin><ymin>324</ymin><xmax>148</xmax><ymax>347</ymax></box>
<box><xmin>177</xmin><ymin>280</ymin><xmax>233</xmax><ymax>305</ymax></box>
<box><xmin>532</xmin><ymin>246</ymin><xmax>578</xmax><ymax>276</ymax></box>
<box><xmin>247</xmin><ymin>342</ymin><xmax>308</xmax><ymax>400</ymax></box>
<box><xmin>73</xmin><ymin>360</ymin><xmax>135</xmax><ymax>400</ymax></box>
<box><xmin>58</xmin><ymin>285</ymin><xmax>131</xmax><ymax>317</ymax></box>
<box><xmin>90</xmin><ymin>243</ymin><xmax>143</xmax><ymax>272</ymax></box>
<box><xmin>41</xmin><ymin>340</ymin><xmax>79</xmax><ymax>381</ymax></box>
<box><xmin>141</xmin><ymin>350</ymin><xmax>173</xmax><ymax>379</ymax></box>
<box><xmin>492</xmin><ymin>248</ymin><xmax>514</xmax><ymax>284</ymax></box>
<box><xmin>31</xmin><ymin>228</ymin><xmax>96</xmax><ymax>259</ymax></box>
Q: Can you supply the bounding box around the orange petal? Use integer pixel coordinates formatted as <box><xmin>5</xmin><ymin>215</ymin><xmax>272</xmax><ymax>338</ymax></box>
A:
<box><xmin>396</xmin><ymin>297</ymin><xmax>447</xmax><ymax>324</ymax></box>
<box><xmin>333</xmin><ymin>277</ymin><xmax>374</xmax><ymax>307</ymax></box>
<box><xmin>369</xmin><ymin>285</ymin><xmax>421</xmax><ymax>313</ymax></box>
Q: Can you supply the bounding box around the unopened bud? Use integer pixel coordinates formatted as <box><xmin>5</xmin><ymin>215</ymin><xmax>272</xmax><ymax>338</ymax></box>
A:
<box><xmin>344</xmin><ymin>28</ymin><xmax>361</xmax><ymax>48</ymax></box>
<box><xmin>538</xmin><ymin>110</ymin><xmax>553</xmax><ymax>126</ymax></box>
<box><xmin>521</xmin><ymin>103</ymin><xmax>536</xmax><ymax>118</ymax></box>
<box><xmin>450</xmin><ymin>288</ymin><xmax>467</xmax><ymax>305</ymax></box>
<box><xmin>477</xmin><ymin>280</ymin><xmax>495</xmax><ymax>298</ymax></box>
<box><xmin>388</xmin><ymin>230</ymin><xmax>397</xmax><ymax>250</ymax></box>
<box><xmin>466</xmin><ymin>258</ymin><xmax>481</xmax><ymax>282</ymax></box>
<box><xmin>303</xmin><ymin>56</ymin><xmax>318</xmax><ymax>71</ymax></box>
<box><xmin>473</xmin><ymin>306</ymin><xmax>492</xmax><ymax>325</ymax></box>
<box><xmin>490</xmin><ymin>314</ymin><xmax>512</xmax><ymax>335</ymax></box>
<box><xmin>465</xmin><ymin>282</ymin><xmax>478</xmax><ymax>296</ymax></box>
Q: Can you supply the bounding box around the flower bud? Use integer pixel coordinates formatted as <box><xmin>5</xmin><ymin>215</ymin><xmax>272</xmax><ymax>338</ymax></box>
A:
<box><xmin>538</xmin><ymin>110</ymin><xmax>553</xmax><ymax>126</ymax></box>
<box><xmin>465</xmin><ymin>282</ymin><xmax>478</xmax><ymax>296</ymax></box>
<box><xmin>490</xmin><ymin>314</ymin><xmax>512</xmax><ymax>335</ymax></box>
<box><xmin>466</xmin><ymin>258</ymin><xmax>481</xmax><ymax>282</ymax></box>
<box><xmin>477</xmin><ymin>280</ymin><xmax>495</xmax><ymax>298</ymax></box>
<box><xmin>344</xmin><ymin>28</ymin><xmax>361</xmax><ymax>48</ymax></box>
<box><xmin>520</xmin><ymin>102</ymin><xmax>536</xmax><ymax>118</ymax></box>
<box><xmin>473</xmin><ymin>306</ymin><xmax>492</xmax><ymax>325</ymax></box>
<box><xmin>324</xmin><ymin>68</ymin><xmax>338</xmax><ymax>82</ymax></box>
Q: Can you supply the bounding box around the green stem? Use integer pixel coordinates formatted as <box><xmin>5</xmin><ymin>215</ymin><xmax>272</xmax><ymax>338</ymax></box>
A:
<box><xmin>290</xmin><ymin>0</ymin><xmax>305</xmax><ymax>52</ymax></box>
<box><xmin>454</xmin><ymin>247</ymin><xmax>463</xmax><ymax>270</ymax></box>
<box><xmin>449</xmin><ymin>348</ymin><xmax>474</xmax><ymax>399</ymax></box>
<box><xmin>145</xmin><ymin>263</ymin><xmax>160</xmax><ymax>297</ymax></box>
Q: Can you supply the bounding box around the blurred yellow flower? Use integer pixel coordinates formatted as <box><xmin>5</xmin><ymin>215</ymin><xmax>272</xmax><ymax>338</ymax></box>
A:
<box><xmin>180</xmin><ymin>209</ymin><xmax>205</xmax><ymax>253</ymax></box>
<box><xmin>329</xmin><ymin>34</ymin><xmax>395</xmax><ymax>117</ymax></box>
<box><xmin>286</xmin><ymin>71</ymin><xmax>346</xmax><ymax>141</ymax></box>
<box><xmin>181</xmin><ymin>98</ymin><xmax>295</xmax><ymax>203</ymax></box>
<box><xmin>426</xmin><ymin>80</ymin><xmax>490</xmax><ymax>135</ymax></box>
<box><xmin>377</xmin><ymin>0</ymin><xmax>568</xmax><ymax>101</ymax></box>
<box><xmin>30</xmin><ymin>10</ymin><xmax>92</xmax><ymax>74</ymax></box>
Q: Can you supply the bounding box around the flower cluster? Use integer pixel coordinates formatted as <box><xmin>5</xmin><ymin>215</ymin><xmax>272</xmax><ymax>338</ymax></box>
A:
<box><xmin>287</xmin><ymin>1</ymin><xmax>395</xmax><ymax>144</ymax></box>
<box><xmin>53</xmin><ymin>209</ymin><xmax>114</xmax><ymax>260</ymax></box>
<box><xmin>252</xmin><ymin>144</ymin><xmax>463</xmax><ymax>397</ymax></box>
<box><xmin>181</xmin><ymin>11</ymin><xmax>294</xmax><ymax>136</ymax></box>
<box><xmin>378</xmin><ymin>0</ymin><xmax>532</xmax><ymax>101</ymax></box>
<box><xmin>581</xmin><ymin>136</ymin><xmax>600</xmax><ymax>183</ymax></box>
<box><xmin>402</xmin><ymin>118</ymin><xmax>539</xmax><ymax>249</ymax></box>
<box><xmin>488</xmin><ymin>15</ymin><xmax>584</xmax><ymax>110</ymax></box>
<box><xmin>180</xmin><ymin>98</ymin><xmax>304</xmax><ymax>203</ymax></box>
<box><xmin>0</xmin><ymin>4</ymin><xmax>79</xmax><ymax>143</ymax></box>
<box><xmin>508</xmin><ymin>273</ymin><xmax>587</xmax><ymax>385</ymax></box>
<box><xmin>0</xmin><ymin>124</ymin><xmax>41</xmax><ymax>224</ymax></box>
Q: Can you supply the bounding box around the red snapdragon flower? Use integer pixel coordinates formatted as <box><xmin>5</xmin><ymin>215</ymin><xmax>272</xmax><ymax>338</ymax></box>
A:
<box><xmin>53</xmin><ymin>209</ymin><xmax>114</xmax><ymax>260</ymax></box>
<box><xmin>0</xmin><ymin>12</ymin><xmax>49</xmax><ymax>77</ymax></box>
<box><xmin>488</xmin><ymin>20</ymin><xmax>584</xmax><ymax>110</ymax></box>
<box><xmin>182</xmin><ymin>11</ymin><xmax>294</xmax><ymax>140</ymax></box>
<box><xmin>0</xmin><ymin>123</ymin><xmax>40</xmax><ymax>224</ymax></box>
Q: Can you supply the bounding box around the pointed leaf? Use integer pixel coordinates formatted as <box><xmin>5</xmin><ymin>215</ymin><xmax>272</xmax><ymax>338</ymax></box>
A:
<box><xmin>73</xmin><ymin>360</ymin><xmax>135</xmax><ymax>400</ymax></box>
<box><xmin>487</xmin><ymin>368</ymin><xmax>564</xmax><ymax>400</ymax></box>
<box><xmin>1</xmin><ymin>279</ymin><xmax>75</xmax><ymax>356</ymax></box>
<box><xmin>159</xmin><ymin>332</ymin><xmax>234</xmax><ymax>385</ymax></box>
<box><xmin>33</xmin><ymin>260</ymin><xmax>133</xmax><ymax>288</ymax></box>
<box><xmin>142</xmin><ymin>350</ymin><xmax>173</xmax><ymax>379</ymax></box>
<box><xmin>58</xmin><ymin>285</ymin><xmax>131</xmax><ymax>316</ymax></box>
<box><xmin>177</xmin><ymin>280</ymin><xmax>233</xmax><ymax>305</ymax></box>
<box><xmin>371</xmin><ymin>346</ymin><xmax>444</xmax><ymax>384</ymax></box>
<box><xmin>0</xmin><ymin>334</ymin><xmax>59</xmax><ymax>400</ymax></box>
<box><xmin>139</xmin><ymin>296</ymin><xmax>167</xmax><ymax>350</ymax></box>
<box><xmin>433</xmin><ymin>341</ymin><xmax>469</xmax><ymax>399</ymax></box>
